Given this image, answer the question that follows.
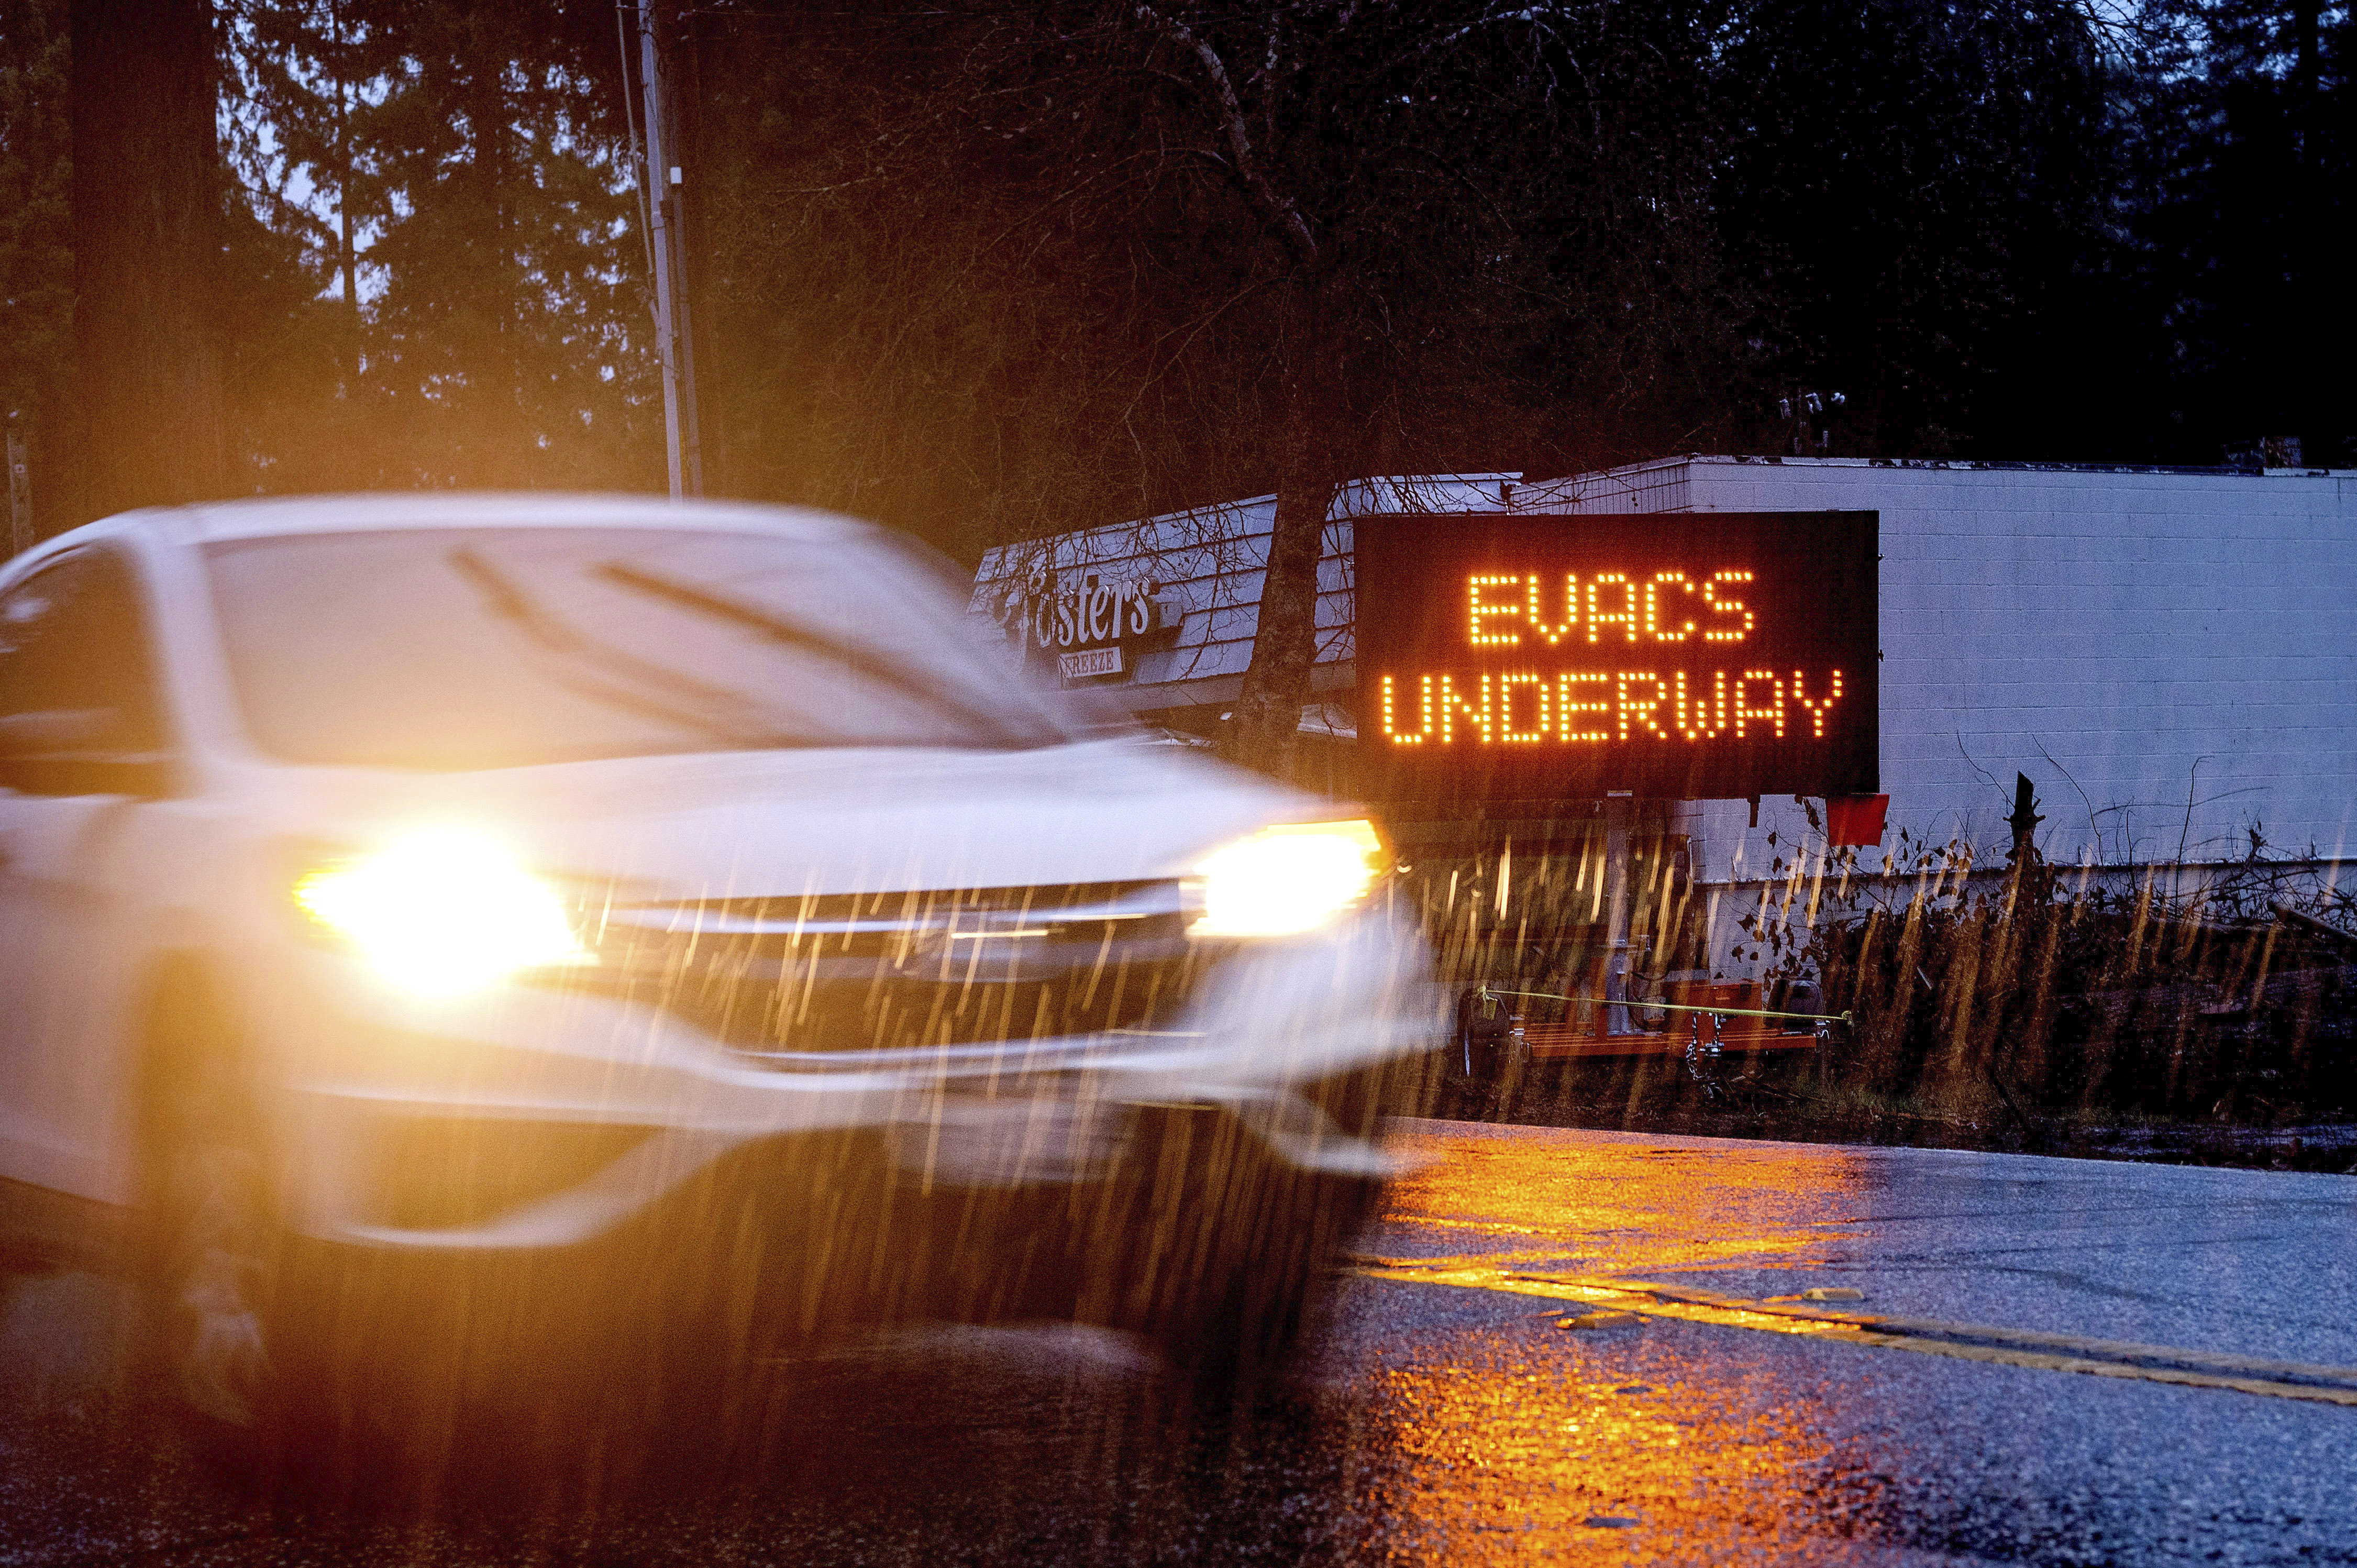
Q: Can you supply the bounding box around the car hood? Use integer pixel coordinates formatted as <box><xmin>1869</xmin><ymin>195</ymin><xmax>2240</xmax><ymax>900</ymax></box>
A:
<box><xmin>249</xmin><ymin>737</ymin><xmax>1325</xmax><ymax>898</ymax></box>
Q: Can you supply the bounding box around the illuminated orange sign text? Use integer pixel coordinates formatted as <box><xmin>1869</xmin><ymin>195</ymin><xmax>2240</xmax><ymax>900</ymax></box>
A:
<box><xmin>1354</xmin><ymin>514</ymin><xmax>1879</xmax><ymax>799</ymax></box>
<box><xmin>1381</xmin><ymin>667</ymin><xmax>1843</xmax><ymax>744</ymax></box>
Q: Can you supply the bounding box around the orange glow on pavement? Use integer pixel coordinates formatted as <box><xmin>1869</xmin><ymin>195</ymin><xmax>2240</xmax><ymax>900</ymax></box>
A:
<box><xmin>1339</xmin><ymin>1123</ymin><xmax>1883</xmax><ymax>1560</ymax></box>
<box><xmin>1375</xmin><ymin>1123</ymin><xmax>1870</xmax><ymax>1276</ymax></box>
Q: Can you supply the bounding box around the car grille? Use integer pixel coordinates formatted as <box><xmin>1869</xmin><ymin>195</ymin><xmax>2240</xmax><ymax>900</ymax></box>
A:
<box><xmin>545</xmin><ymin>880</ymin><xmax>1218</xmax><ymax>1063</ymax></box>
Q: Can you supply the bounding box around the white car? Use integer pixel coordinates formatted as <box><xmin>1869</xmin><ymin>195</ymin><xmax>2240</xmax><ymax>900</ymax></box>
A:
<box><xmin>0</xmin><ymin>493</ymin><xmax>1434</xmax><ymax>1460</ymax></box>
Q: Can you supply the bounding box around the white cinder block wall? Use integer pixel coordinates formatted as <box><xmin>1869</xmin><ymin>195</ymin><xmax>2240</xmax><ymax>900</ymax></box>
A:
<box><xmin>1519</xmin><ymin>459</ymin><xmax>2357</xmax><ymax>890</ymax></box>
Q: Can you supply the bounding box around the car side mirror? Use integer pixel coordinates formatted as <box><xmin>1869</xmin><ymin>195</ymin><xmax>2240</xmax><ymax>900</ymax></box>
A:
<box><xmin>0</xmin><ymin>709</ymin><xmax>175</xmax><ymax>798</ymax></box>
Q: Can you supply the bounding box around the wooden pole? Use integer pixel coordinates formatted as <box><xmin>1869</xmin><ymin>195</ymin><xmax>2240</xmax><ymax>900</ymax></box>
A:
<box><xmin>638</xmin><ymin>2</ymin><xmax>685</xmax><ymax>499</ymax></box>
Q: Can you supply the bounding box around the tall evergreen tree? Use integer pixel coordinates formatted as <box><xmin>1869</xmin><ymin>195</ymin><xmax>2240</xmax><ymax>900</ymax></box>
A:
<box><xmin>70</xmin><ymin>0</ymin><xmax>230</xmax><ymax>521</ymax></box>
<box><xmin>355</xmin><ymin>1</ymin><xmax>650</xmax><ymax>489</ymax></box>
<box><xmin>219</xmin><ymin>0</ymin><xmax>656</xmax><ymax>492</ymax></box>
<box><xmin>0</xmin><ymin>0</ymin><xmax>70</xmax><ymax>538</ymax></box>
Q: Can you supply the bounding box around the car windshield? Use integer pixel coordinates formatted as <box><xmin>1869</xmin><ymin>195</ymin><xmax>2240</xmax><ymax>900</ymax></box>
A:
<box><xmin>203</xmin><ymin>526</ymin><xmax>1083</xmax><ymax>769</ymax></box>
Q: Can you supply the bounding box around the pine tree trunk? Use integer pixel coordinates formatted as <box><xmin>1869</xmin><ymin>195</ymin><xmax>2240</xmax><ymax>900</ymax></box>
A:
<box><xmin>69</xmin><ymin>0</ymin><xmax>229</xmax><ymax>523</ymax></box>
<box><xmin>1224</xmin><ymin>284</ymin><xmax>1337</xmax><ymax>780</ymax></box>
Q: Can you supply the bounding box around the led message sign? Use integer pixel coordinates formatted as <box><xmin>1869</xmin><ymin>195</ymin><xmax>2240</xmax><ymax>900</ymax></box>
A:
<box><xmin>1355</xmin><ymin>512</ymin><xmax>1878</xmax><ymax>801</ymax></box>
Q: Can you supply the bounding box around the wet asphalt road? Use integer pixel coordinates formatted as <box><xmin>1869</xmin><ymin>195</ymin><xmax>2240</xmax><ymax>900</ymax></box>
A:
<box><xmin>4</xmin><ymin>1119</ymin><xmax>2353</xmax><ymax>1566</ymax></box>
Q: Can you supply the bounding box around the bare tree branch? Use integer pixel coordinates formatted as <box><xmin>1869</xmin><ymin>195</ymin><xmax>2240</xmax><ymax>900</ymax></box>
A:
<box><xmin>1130</xmin><ymin>4</ymin><xmax>1318</xmax><ymax>263</ymax></box>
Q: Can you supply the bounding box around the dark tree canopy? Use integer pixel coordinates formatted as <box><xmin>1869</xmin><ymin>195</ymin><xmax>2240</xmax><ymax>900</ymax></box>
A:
<box><xmin>2118</xmin><ymin>0</ymin><xmax>2350</xmax><ymax>465</ymax></box>
<box><xmin>0</xmin><ymin>0</ymin><xmax>2342</xmax><ymax>547</ymax></box>
<box><xmin>689</xmin><ymin>2</ymin><xmax>1744</xmax><ymax>556</ymax></box>
<box><xmin>679</xmin><ymin>2</ymin><xmax>1761</xmax><ymax>766</ymax></box>
<box><xmin>1714</xmin><ymin>0</ymin><xmax>2122</xmax><ymax>456</ymax></box>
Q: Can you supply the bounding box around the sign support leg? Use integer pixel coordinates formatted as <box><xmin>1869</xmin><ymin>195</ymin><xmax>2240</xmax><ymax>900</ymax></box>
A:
<box><xmin>1603</xmin><ymin>793</ymin><xmax>1635</xmax><ymax>1034</ymax></box>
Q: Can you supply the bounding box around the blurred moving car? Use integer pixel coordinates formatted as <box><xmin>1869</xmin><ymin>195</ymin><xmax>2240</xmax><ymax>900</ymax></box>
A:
<box><xmin>0</xmin><ymin>494</ymin><xmax>1436</xmax><ymax>1463</ymax></box>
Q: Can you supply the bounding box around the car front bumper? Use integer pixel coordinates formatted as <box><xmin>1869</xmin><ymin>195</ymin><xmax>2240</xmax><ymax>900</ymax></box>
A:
<box><xmin>262</xmin><ymin>905</ymin><xmax>1441</xmax><ymax>1254</ymax></box>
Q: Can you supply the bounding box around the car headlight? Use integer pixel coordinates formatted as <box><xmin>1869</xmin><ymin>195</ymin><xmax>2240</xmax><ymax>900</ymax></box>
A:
<box><xmin>293</xmin><ymin>827</ymin><xmax>589</xmax><ymax>998</ymax></box>
<box><xmin>1188</xmin><ymin>819</ymin><xmax>1389</xmax><ymax>938</ymax></box>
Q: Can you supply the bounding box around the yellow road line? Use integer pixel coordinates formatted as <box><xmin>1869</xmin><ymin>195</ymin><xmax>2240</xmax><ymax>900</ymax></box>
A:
<box><xmin>1347</xmin><ymin>1258</ymin><xmax>2357</xmax><ymax>1409</ymax></box>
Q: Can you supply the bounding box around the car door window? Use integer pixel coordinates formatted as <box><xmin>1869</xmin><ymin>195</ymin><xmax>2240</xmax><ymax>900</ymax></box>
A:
<box><xmin>0</xmin><ymin>549</ymin><xmax>169</xmax><ymax>758</ymax></box>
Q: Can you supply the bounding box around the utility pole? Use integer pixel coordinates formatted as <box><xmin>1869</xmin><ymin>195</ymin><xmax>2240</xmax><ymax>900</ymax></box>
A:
<box><xmin>636</xmin><ymin>2</ymin><xmax>702</xmax><ymax>498</ymax></box>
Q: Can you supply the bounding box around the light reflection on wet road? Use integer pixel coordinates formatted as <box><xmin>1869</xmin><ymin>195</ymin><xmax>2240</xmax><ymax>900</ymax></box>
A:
<box><xmin>3</xmin><ymin>1120</ymin><xmax>2352</xmax><ymax>1565</ymax></box>
<box><xmin>1377</xmin><ymin>1121</ymin><xmax>1873</xmax><ymax>1276</ymax></box>
<box><xmin>1354</xmin><ymin>1123</ymin><xmax>1863</xmax><ymax>1560</ymax></box>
